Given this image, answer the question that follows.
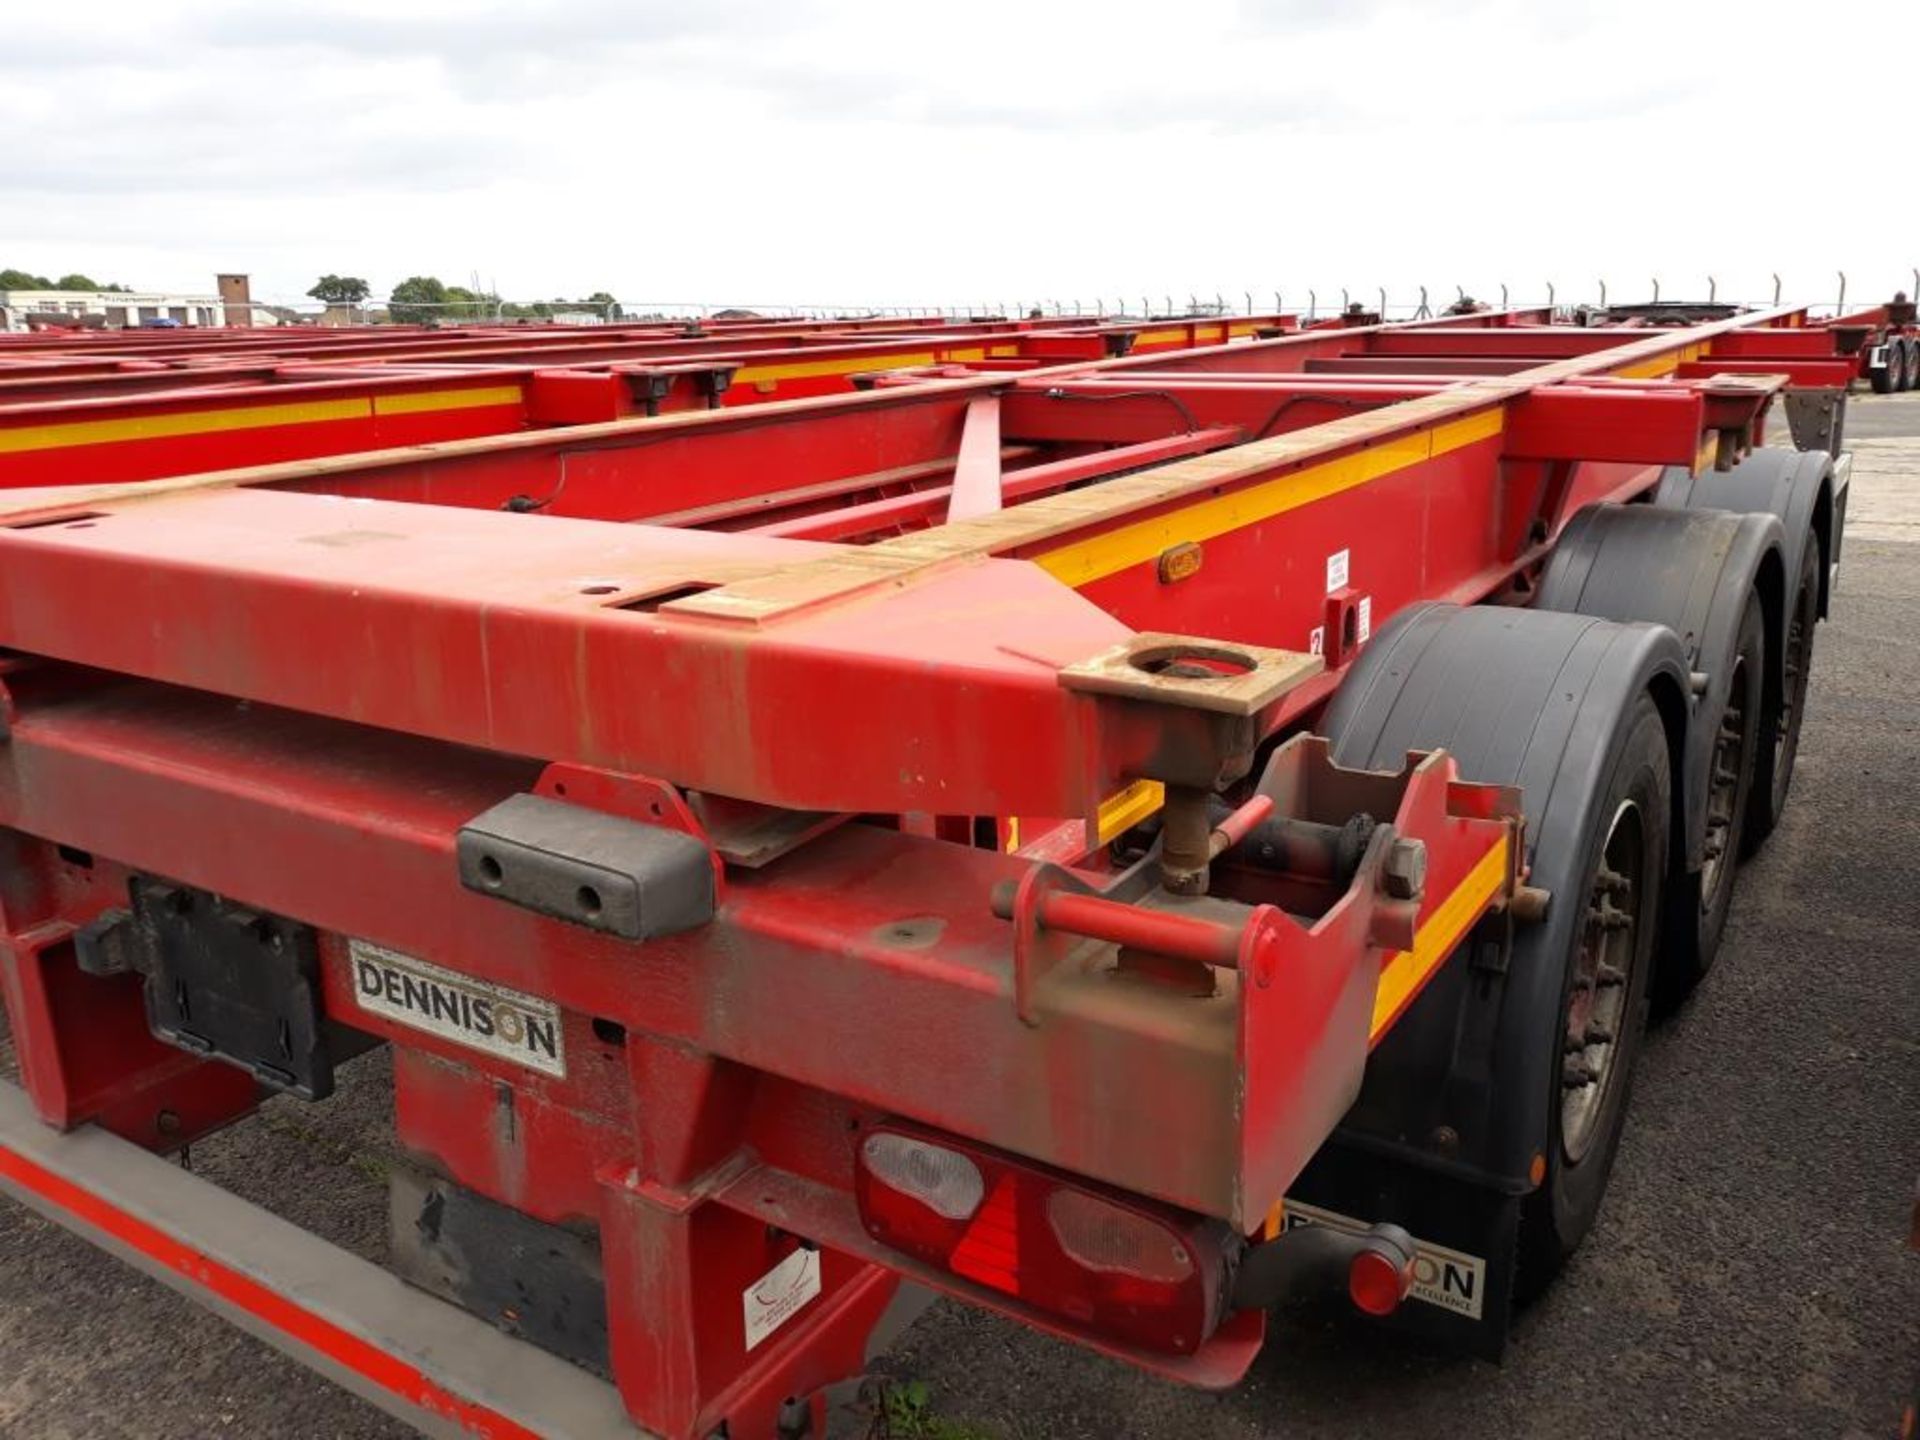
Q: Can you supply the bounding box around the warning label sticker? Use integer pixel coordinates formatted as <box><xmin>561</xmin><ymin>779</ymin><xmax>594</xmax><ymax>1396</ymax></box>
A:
<box><xmin>744</xmin><ymin>1246</ymin><xmax>822</xmax><ymax>1350</ymax></box>
<box><xmin>1279</xmin><ymin>1198</ymin><xmax>1487</xmax><ymax>1319</ymax></box>
<box><xmin>349</xmin><ymin>940</ymin><xmax>566</xmax><ymax>1079</ymax></box>
<box><xmin>1326</xmin><ymin>548</ymin><xmax>1351</xmax><ymax>592</ymax></box>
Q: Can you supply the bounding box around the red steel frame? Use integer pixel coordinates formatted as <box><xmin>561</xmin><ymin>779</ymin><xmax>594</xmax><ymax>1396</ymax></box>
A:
<box><xmin>0</xmin><ymin>304</ymin><xmax>1855</xmax><ymax>1438</ymax></box>
<box><xmin>0</xmin><ymin>313</ymin><xmax>1299</xmax><ymax>486</ymax></box>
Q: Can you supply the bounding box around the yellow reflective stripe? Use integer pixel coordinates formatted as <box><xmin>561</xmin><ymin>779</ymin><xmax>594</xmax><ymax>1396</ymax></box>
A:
<box><xmin>0</xmin><ymin>398</ymin><xmax>371</xmax><ymax>455</ymax></box>
<box><xmin>1134</xmin><ymin>329</ymin><xmax>1184</xmax><ymax>345</ymax></box>
<box><xmin>1369</xmin><ymin>835</ymin><xmax>1510</xmax><ymax>1043</ymax></box>
<box><xmin>1614</xmin><ymin>341</ymin><xmax>1706</xmax><ymax>381</ymax></box>
<box><xmin>1095</xmin><ymin>778</ymin><xmax>1166</xmax><ymax>844</ymax></box>
<box><xmin>371</xmin><ymin>385</ymin><xmax>525</xmax><ymax>417</ymax></box>
<box><xmin>1034</xmin><ymin>411</ymin><xmax>1503</xmax><ymax>588</ymax></box>
<box><xmin>0</xmin><ymin>386</ymin><xmax>527</xmax><ymax>455</ymax></box>
<box><xmin>989</xmin><ymin>344</ymin><xmax>1020</xmax><ymax>357</ymax></box>
<box><xmin>735</xmin><ymin>352</ymin><xmax>937</xmax><ymax>384</ymax></box>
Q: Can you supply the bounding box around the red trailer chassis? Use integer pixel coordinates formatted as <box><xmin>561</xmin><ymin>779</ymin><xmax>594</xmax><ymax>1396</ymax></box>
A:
<box><xmin>0</xmin><ymin>304</ymin><xmax>1853</xmax><ymax>1438</ymax></box>
<box><xmin>0</xmin><ymin>313</ymin><xmax>1301</xmax><ymax>487</ymax></box>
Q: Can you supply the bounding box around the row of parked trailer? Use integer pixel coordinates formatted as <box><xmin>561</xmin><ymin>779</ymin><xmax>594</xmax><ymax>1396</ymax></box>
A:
<box><xmin>0</xmin><ymin>292</ymin><xmax>1894</xmax><ymax>1438</ymax></box>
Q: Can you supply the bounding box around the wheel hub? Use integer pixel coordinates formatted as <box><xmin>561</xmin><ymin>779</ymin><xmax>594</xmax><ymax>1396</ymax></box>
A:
<box><xmin>1562</xmin><ymin>800</ymin><xmax>1644</xmax><ymax>1163</ymax></box>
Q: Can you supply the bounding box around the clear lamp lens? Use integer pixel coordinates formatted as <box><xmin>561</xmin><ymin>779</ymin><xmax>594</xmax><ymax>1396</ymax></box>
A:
<box><xmin>1046</xmin><ymin>1189</ymin><xmax>1193</xmax><ymax>1283</ymax></box>
<box><xmin>862</xmin><ymin>1133</ymin><xmax>986</xmax><ymax>1220</ymax></box>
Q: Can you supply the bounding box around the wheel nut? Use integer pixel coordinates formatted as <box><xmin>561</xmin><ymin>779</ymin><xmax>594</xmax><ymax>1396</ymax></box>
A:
<box><xmin>1562</xmin><ymin>1057</ymin><xmax>1598</xmax><ymax>1088</ymax></box>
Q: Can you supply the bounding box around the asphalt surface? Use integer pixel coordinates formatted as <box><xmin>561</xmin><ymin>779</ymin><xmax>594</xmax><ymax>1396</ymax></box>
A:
<box><xmin>4</xmin><ymin>395</ymin><xmax>1919</xmax><ymax>1440</ymax></box>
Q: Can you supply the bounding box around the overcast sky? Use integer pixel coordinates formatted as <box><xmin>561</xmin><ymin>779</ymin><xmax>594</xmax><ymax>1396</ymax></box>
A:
<box><xmin>7</xmin><ymin>0</ymin><xmax>1917</xmax><ymax>312</ymax></box>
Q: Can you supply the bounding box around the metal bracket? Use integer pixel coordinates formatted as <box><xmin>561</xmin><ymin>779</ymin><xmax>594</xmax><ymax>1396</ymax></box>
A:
<box><xmin>1781</xmin><ymin>387</ymin><xmax>1848</xmax><ymax>457</ymax></box>
<box><xmin>1057</xmin><ymin>633</ymin><xmax>1322</xmax><ymax>717</ymax></box>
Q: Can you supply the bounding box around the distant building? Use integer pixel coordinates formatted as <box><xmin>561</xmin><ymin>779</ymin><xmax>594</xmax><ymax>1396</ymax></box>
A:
<box><xmin>216</xmin><ymin>273</ymin><xmax>255</xmax><ymax>328</ymax></box>
<box><xmin>0</xmin><ymin>287</ymin><xmax>266</xmax><ymax>332</ymax></box>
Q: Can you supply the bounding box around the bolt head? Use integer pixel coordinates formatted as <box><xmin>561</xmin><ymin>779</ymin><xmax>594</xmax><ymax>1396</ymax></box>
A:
<box><xmin>1381</xmin><ymin>838</ymin><xmax>1428</xmax><ymax>900</ymax></box>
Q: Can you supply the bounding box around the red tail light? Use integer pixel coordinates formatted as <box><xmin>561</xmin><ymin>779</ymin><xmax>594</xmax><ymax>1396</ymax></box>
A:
<box><xmin>854</xmin><ymin>1123</ymin><xmax>1230</xmax><ymax>1354</ymax></box>
<box><xmin>1346</xmin><ymin>1243</ymin><xmax>1414</xmax><ymax>1317</ymax></box>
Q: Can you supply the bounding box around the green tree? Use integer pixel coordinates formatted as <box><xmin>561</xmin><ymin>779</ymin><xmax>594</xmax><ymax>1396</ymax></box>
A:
<box><xmin>585</xmin><ymin>290</ymin><xmax>622</xmax><ymax>319</ymax></box>
<box><xmin>387</xmin><ymin>275</ymin><xmax>449</xmax><ymax>323</ymax></box>
<box><xmin>307</xmin><ymin>274</ymin><xmax>370</xmax><ymax>305</ymax></box>
<box><xmin>2</xmin><ymin>269</ymin><xmax>129</xmax><ymax>292</ymax></box>
<box><xmin>442</xmin><ymin>284</ymin><xmax>498</xmax><ymax>321</ymax></box>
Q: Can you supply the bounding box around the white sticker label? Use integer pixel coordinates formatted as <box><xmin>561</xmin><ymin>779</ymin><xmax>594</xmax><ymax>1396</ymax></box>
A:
<box><xmin>1357</xmin><ymin>595</ymin><xmax>1372</xmax><ymax>643</ymax></box>
<box><xmin>1308</xmin><ymin>625</ymin><xmax>1325</xmax><ymax>656</ymax></box>
<box><xmin>1326</xmin><ymin>548</ymin><xmax>1350</xmax><ymax>592</ymax></box>
<box><xmin>349</xmin><ymin>940</ymin><xmax>566</xmax><ymax>1078</ymax></box>
<box><xmin>744</xmin><ymin>1246</ymin><xmax>822</xmax><ymax>1350</ymax></box>
<box><xmin>1279</xmin><ymin>1199</ymin><xmax>1487</xmax><ymax>1319</ymax></box>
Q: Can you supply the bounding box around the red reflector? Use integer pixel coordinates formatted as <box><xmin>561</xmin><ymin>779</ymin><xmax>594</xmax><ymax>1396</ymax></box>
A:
<box><xmin>1347</xmin><ymin>1246</ymin><xmax>1413</xmax><ymax>1317</ymax></box>
<box><xmin>853</xmin><ymin>1123</ymin><xmax>1229</xmax><ymax>1355</ymax></box>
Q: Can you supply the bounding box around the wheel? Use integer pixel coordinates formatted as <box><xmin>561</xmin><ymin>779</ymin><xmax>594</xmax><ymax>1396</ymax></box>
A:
<box><xmin>1904</xmin><ymin>338</ymin><xmax>1920</xmax><ymax>393</ymax></box>
<box><xmin>1871</xmin><ymin>338</ymin><xmax>1904</xmax><ymax>394</ymax></box>
<box><xmin>1520</xmin><ymin>692</ymin><xmax>1670</xmax><ymax>1292</ymax></box>
<box><xmin>1649</xmin><ymin>448</ymin><xmax>1835</xmax><ymax>856</ymax></box>
<box><xmin>1668</xmin><ymin>592</ymin><xmax>1763</xmax><ymax>1001</ymax></box>
<box><xmin>1535</xmin><ymin>504</ymin><xmax>1778</xmax><ymax>1002</ymax></box>
<box><xmin>1744</xmin><ymin>536</ymin><xmax>1820</xmax><ymax>853</ymax></box>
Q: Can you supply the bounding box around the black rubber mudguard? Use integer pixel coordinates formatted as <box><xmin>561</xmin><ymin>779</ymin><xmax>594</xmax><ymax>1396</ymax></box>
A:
<box><xmin>1286</xmin><ymin>603</ymin><xmax>1690</xmax><ymax>1354</ymax></box>
<box><xmin>1317</xmin><ymin>602</ymin><xmax>1689</xmax><ymax>1188</ymax></box>
<box><xmin>1537</xmin><ymin>502</ymin><xmax>1783</xmax><ymax>872</ymax></box>
<box><xmin>1654</xmin><ymin>448</ymin><xmax>1838</xmax><ymax>618</ymax></box>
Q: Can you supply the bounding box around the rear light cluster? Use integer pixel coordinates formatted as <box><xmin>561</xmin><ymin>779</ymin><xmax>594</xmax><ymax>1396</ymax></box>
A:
<box><xmin>854</xmin><ymin>1125</ymin><xmax>1232</xmax><ymax>1354</ymax></box>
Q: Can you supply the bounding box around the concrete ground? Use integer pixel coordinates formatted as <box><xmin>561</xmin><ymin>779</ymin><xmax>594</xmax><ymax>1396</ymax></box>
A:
<box><xmin>3</xmin><ymin>394</ymin><xmax>1919</xmax><ymax>1440</ymax></box>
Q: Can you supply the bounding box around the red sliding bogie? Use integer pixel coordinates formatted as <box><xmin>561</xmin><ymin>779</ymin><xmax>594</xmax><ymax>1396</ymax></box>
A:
<box><xmin>0</xmin><ymin>301</ymin><xmax>1848</xmax><ymax>1438</ymax></box>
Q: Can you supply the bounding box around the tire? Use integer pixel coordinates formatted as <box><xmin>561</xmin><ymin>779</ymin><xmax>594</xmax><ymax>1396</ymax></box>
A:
<box><xmin>1662</xmin><ymin>592</ymin><xmax>1762</xmax><ymax>1006</ymax></box>
<box><xmin>1871</xmin><ymin>339</ymin><xmax>1904</xmax><ymax>394</ymax></box>
<box><xmin>1518</xmin><ymin>694</ymin><xmax>1670</xmax><ymax>1293</ymax></box>
<box><xmin>1904</xmin><ymin>338</ymin><xmax>1920</xmax><ymax>394</ymax></box>
<box><xmin>1744</xmin><ymin>537</ymin><xmax>1820</xmax><ymax>853</ymax></box>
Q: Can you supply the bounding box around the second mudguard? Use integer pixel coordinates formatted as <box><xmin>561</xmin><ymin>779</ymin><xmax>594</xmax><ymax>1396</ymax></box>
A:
<box><xmin>1536</xmin><ymin>502</ymin><xmax>1784</xmax><ymax>875</ymax></box>
<box><xmin>1654</xmin><ymin>447</ymin><xmax>1840</xmax><ymax>618</ymax></box>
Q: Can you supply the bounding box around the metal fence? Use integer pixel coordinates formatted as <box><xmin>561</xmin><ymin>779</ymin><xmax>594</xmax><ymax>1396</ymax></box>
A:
<box><xmin>234</xmin><ymin>269</ymin><xmax>1919</xmax><ymax>327</ymax></box>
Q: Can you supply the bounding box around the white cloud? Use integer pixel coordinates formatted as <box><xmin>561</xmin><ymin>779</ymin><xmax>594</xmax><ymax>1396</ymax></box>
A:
<box><xmin>5</xmin><ymin>0</ymin><xmax>1917</xmax><ymax>310</ymax></box>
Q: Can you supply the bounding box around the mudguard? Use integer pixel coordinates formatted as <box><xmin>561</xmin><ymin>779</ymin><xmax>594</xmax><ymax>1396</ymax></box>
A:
<box><xmin>1654</xmin><ymin>448</ymin><xmax>1839</xmax><ymax>618</ymax></box>
<box><xmin>1291</xmin><ymin>602</ymin><xmax>1690</xmax><ymax>1355</ymax></box>
<box><xmin>1537</xmin><ymin>503</ymin><xmax>1783</xmax><ymax>874</ymax></box>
